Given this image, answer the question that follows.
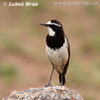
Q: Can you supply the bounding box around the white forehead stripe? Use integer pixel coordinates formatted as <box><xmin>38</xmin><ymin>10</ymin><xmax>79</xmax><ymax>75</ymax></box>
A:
<box><xmin>46</xmin><ymin>21</ymin><xmax>61</xmax><ymax>27</ymax></box>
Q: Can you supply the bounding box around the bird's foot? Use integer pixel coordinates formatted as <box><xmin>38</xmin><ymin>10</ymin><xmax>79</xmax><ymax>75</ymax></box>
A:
<box><xmin>58</xmin><ymin>83</ymin><xmax>64</xmax><ymax>86</ymax></box>
<box><xmin>45</xmin><ymin>83</ymin><xmax>52</xmax><ymax>87</ymax></box>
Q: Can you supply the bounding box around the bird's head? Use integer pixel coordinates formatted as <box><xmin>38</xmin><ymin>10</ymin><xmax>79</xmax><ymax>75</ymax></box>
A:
<box><xmin>40</xmin><ymin>20</ymin><xmax>63</xmax><ymax>36</ymax></box>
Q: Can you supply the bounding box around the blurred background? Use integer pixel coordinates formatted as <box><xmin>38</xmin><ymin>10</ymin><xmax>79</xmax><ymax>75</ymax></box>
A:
<box><xmin>0</xmin><ymin>0</ymin><xmax>100</xmax><ymax>100</ymax></box>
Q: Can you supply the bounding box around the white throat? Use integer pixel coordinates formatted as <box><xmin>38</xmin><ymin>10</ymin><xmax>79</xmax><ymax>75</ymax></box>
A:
<box><xmin>48</xmin><ymin>27</ymin><xmax>55</xmax><ymax>36</ymax></box>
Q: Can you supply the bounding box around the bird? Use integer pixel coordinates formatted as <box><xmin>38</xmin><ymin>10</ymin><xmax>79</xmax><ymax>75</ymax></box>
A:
<box><xmin>40</xmin><ymin>20</ymin><xmax>70</xmax><ymax>86</ymax></box>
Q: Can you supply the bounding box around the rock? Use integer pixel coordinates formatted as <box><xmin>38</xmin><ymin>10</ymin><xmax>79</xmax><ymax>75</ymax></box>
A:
<box><xmin>3</xmin><ymin>86</ymin><xmax>84</xmax><ymax>100</ymax></box>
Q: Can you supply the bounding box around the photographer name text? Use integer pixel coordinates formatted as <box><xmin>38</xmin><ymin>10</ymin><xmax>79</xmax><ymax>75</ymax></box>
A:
<box><xmin>3</xmin><ymin>1</ymin><xmax>38</xmax><ymax>7</ymax></box>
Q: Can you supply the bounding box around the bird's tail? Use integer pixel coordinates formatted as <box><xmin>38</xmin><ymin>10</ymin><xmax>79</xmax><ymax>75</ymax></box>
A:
<box><xmin>59</xmin><ymin>73</ymin><xmax>65</xmax><ymax>85</ymax></box>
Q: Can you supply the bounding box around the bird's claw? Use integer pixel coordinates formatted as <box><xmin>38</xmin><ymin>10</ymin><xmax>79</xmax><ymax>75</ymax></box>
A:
<box><xmin>45</xmin><ymin>83</ymin><xmax>52</xmax><ymax>87</ymax></box>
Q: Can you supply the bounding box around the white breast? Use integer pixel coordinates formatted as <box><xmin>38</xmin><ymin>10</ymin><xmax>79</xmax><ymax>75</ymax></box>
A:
<box><xmin>46</xmin><ymin>38</ymin><xmax>68</xmax><ymax>73</ymax></box>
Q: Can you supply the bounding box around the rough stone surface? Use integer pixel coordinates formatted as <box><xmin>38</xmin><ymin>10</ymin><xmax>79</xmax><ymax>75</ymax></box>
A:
<box><xmin>3</xmin><ymin>86</ymin><xmax>84</xmax><ymax>100</ymax></box>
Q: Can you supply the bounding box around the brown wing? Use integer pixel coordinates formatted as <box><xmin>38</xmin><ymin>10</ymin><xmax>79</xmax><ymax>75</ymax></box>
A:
<box><xmin>63</xmin><ymin>35</ymin><xmax>70</xmax><ymax>75</ymax></box>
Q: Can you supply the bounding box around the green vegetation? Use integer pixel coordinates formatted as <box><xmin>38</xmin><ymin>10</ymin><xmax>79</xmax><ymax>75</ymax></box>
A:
<box><xmin>0</xmin><ymin>63</ymin><xmax>17</xmax><ymax>82</ymax></box>
<box><xmin>67</xmin><ymin>62</ymin><xmax>84</xmax><ymax>85</ymax></box>
<box><xmin>85</xmin><ymin>5</ymin><xmax>97</xmax><ymax>16</ymax></box>
<box><xmin>35</xmin><ymin>0</ymin><xmax>48</xmax><ymax>11</ymax></box>
<box><xmin>3</xmin><ymin>38</ymin><xmax>23</xmax><ymax>54</ymax></box>
<box><xmin>81</xmin><ymin>33</ymin><xmax>100</xmax><ymax>54</ymax></box>
<box><xmin>84</xmin><ymin>96</ymin><xmax>96</xmax><ymax>100</ymax></box>
<box><xmin>89</xmin><ymin>33</ymin><xmax>100</xmax><ymax>52</ymax></box>
<box><xmin>71</xmin><ymin>27</ymin><xmax>85</xmax><ymax>37</ymax></box>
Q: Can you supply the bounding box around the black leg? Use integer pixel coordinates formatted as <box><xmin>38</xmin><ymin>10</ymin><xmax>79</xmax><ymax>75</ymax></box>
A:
<box><xmin>46</xmin><ymin>66</ymin><xmax>54</xmax><ymax>87</ymax></box>
<box><xmin>60</xmin><ymin>73</ymin><xmax>65</xmax><ymax>86</ymax></box>
<box><xmin>61</xmin><ymin>73</ymin><xmax>63</xmax><ymax>85</ymax></box>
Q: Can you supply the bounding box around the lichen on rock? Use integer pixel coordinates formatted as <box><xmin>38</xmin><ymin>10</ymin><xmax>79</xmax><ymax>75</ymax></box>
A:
<box><xmin>3</xmin><ymin>86</ymin><xmax>84</xmax><ymax>100</ymax></box>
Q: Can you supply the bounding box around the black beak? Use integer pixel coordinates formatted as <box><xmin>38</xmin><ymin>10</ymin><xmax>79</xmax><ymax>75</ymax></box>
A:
<box><xmin>40</xmin><ymin>23</ymin><xmax>49</xmax><ymax>27</ymax></box>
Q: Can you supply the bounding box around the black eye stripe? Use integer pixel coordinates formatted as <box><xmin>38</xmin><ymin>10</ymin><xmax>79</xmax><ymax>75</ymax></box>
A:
<box><xmin>49</xmin><ymin>25</ymin><xmax>58</xmax><ymax>31</ymax></box>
